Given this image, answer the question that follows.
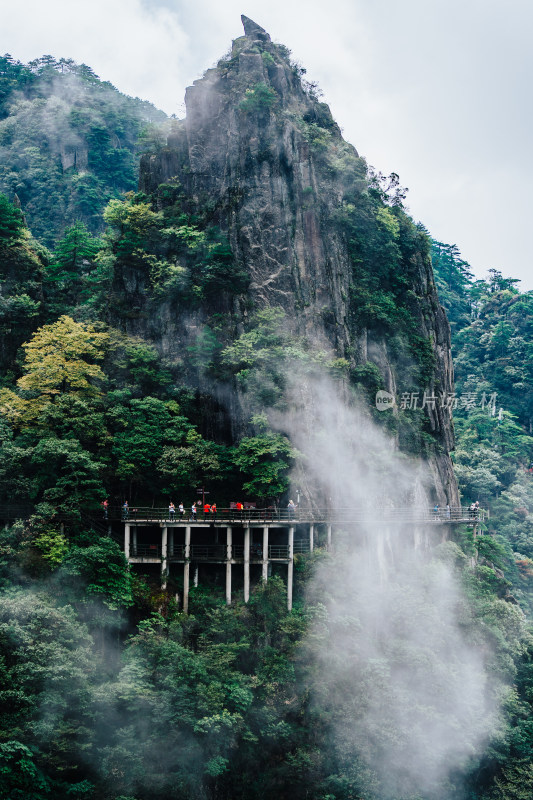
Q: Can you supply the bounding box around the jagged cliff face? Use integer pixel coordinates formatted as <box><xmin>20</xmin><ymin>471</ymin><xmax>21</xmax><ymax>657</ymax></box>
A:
<box><xmin>135</xmin><ymin>16</ymin><xmax>458</xmax><ymax>504</ymax></box>
<box><xmin>142</xmin><ymin>18</ymin><xmax>349</xmax><ymax>332</ymax></box>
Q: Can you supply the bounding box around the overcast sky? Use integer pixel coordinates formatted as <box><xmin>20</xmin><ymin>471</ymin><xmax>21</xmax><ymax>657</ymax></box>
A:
<box><xmin>2</xmin><ymin>0</ymin><xmax>531</xmax><ymax>288</ymax></box>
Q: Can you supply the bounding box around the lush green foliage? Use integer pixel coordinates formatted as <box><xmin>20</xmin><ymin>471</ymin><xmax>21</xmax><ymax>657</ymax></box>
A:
<box><xmin>0</xmin><ymin>522</ymin><xmax>530</xmax><ymax>800</ymax></box>
<box><xmin>0</xmin><ymin>54</ymin><xmax>167</xmax><ymax>246</ymax></box>
<box><xmin>432</xmin><ymin>244</ymin><xmax>533</xmax><ymax>620</ymax></box>
<box><xmin>239</xmin><ymin>82</ymin><xmax>278</xmax><ymax>113</ymax></box>
<box><xmin>0</xmin><ymin>47</ymin><xmax>530</xmax><ymax>800</ymax></box>
<box><xmin>233</xmin><ymin>420</ymin><xmax>296</xmax><ymax>498</ymax></box>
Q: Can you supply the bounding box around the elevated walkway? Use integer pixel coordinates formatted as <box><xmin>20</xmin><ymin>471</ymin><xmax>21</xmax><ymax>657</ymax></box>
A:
<box><xmin>116</xmin><ymin>505</ymin><xmax>485</xmax><ymax>525</ymax></box>
<box><xmin>0</xmin><ymin>504</ymin><xmax>484</xmax><ymax>612</ymax></box>
<box><xmin>119</xmin><ymin>506</ymin><xmax>484</xmax><ymax>612</ymax></box>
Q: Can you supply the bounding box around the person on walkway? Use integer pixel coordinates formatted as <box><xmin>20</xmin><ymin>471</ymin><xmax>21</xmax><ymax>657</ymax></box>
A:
<box><xmin>474</xmin><ymin>501</ymin><xmax>480</xmax><ymax>519</ymax></box>
<box><xmin>235</xmin><ymin>501</ymin><xmax>243</xmax><ymax>520</ymax></box>
<box><xmin>178</xmin><ymin>502</ymin><xmax>184</xmax><ymax>519</ymax></box>
<box><xmin>446</xmin><ymin>503</ymin><xmax>451</xmax><ymax>519</ymax></box>
<box><xmin>169</xmin><ymin>502</ymin><xmax>175</xmax><ymax>521</ymax></box>
<box><xmin>287</xmin><ymin>499</ymin><xmax>296</xmax><ymax>520</ymax></box>
<box><xmin>203</xmin><ymin>502</ymin><xmax>211</xmax><ymax>520</ymax></box>
<box><xmin>122</xmin><ymin>501</ymin><xmax>129</xmax><ymax>520</ymax></box>
<box><xmin>191</xmin><ymin>503</ymin><xmax>197</xmax><ymax>521</ymax></box>
<box><xmin>211</xmin><ymin>503</ymin><xmax>217</xmax><ymax>521</ymax></box>
<box><xmin>102</xmin><ymin>499</ymin><xmax>109</xmax><ymax>520</ymax></box>
<box><xmin>433</xmin><ymin>503</ymin><xmax>439</xmax><ymax>519</ymax></box>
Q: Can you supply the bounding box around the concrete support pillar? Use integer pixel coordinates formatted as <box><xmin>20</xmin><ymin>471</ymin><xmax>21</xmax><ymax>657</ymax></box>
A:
<box><xmin>161</xmin><ymin>526</ymin><xmax>168</xmax><ymax>590</ymax></box>
<box><xmin>226</xmin><ymin>527</ymin><xmax>232</xmax><ymax>605</ymax></box>
<box><xmin>132</xmin><ymin>526</ymin><xmax>137</xmax><ymax>556</ymax></box>
<box><xmin>244</xmin><ymin>526</ymin><xmax>250</xmax><ymax>603</ymax></box>
<box><xmin>194</xmin><ymin>565</ymin><xmax>199</xmax><ymax>588</ymax></box>
<box><xmin>287</xmin><ymin>526</ymin><xmax>294</xmax><ymax>611</ymax></box>
<box><xmin>124</xmin><ymin>524</ymin><xmax>130</xmax><ymax>560</ymax></box>
<box><xmin>262</xmin><ymin>526</ymin><xmax>269</xmax><ymax>581</ymax></box>
<box><xmin>327</xmin><ymin>524</ymin><xmax>332</xmax><ymax>551</ymax></box>
<box><xmin>183</xmin><ymin>526</ymin><xmax>191</xmax><ymax>614</ymax></box>
<box><xmin>169</xmin><ymin>528</ymin><xmax>174</xmax><ymax>557</ymax></box>
<box><xmin>309</xmin><ymin>524</ymin><xmax>314</xmax><ymax>553</ymax></box>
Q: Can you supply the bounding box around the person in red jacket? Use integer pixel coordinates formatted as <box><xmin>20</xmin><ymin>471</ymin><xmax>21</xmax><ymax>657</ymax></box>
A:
<box><xmin>203</xmin><ymin>503</ymin><xmax>211</xmax><ymax>519</ymax></box>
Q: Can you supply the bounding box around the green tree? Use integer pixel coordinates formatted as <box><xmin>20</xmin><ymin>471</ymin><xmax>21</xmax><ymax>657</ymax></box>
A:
<box><xmin>107</xmin><ymin>395</ymin><xmax>192</xmax><ymax>493</ymax></box>
<box><xmin>158</xmin><ymin>429</ymin><xmax>229</xmax><ymax>492</ymax></box>
<box><xmin>0</xmin><ymin>315</ymin><xmax>108</xmax><ymax>426</ymax></box>
<box><xmin>233</xmin><ymin>427</ymin><xmax>296</xmax><ymax>499</ymax></box>
<box><xmin>0</xmin><ymin>741</ymin><xmax>51</xmax><ymax>800</ymax></box>
<box><xmin>0</xmin><ymin>590</ymin><xmax>97</xmax><ymax>790</ymax></box>
<box><xmin>239</xmin><ymin>82</ymin><xmax>278</xmax><ymax>113</ymax></box>
<box><xmin>60</xmin><ymin>537</ymin><xmax>133</xmax><ymax>609</ymax></box>
<box><xmin>44</xmin><ymin>221</ymin><xmax>102</xmax><ymax>312</ymax></box>
<box><xmin>30</xmin><ymin>437</ymin><xmax>104</xmax><ymax>511</ymax></box>
<box><xmin>48</xmin><ymin>221</ymin><xmax>101</xmax><ymax>277</ymax></box>
<box><xmin>103</xmin><ymin>194</ymin><xmax>162</xmax><ymax>262</ymax></box>
<box><xmin>0</xmin><ymin>193</ymin><xmax>24</xmax><ymax>242</ymax></box>
<box><xmin>0</xmin><ymin>56</ymin><xmax>166</xmax><ymax>246</ymax></box>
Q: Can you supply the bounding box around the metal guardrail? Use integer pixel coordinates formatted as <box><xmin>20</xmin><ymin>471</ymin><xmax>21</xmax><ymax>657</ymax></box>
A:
<box><xmin>131</xmin><ymin>544</ymin><xmax>161</xmax><ymax>558</ymax></box>
<box><xmin>118</xmin><ymin>506</ymin><xmax>485</xmax><ymax>524</ymax></box>
<box><xmin>0</xmin><ymin>505</ymin><xmax>485</xmax><ymax>527</ymax></box>
<box><xmin>131</xmin><ymin>543</ymin><xmax>307</xmax><ymax>561</ymax></box>
<box><xmin>182</xmin><ymin>545</ymin><xmax>226</xmax><ymax>560</ymax></box>
<box><xmin>269</xmin><ymin>545</ymin><xmax>290</xmax><ymax>559</ymax></box>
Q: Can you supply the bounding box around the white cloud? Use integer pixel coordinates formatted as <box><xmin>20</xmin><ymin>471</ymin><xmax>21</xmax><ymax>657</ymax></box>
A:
<box><xmin>1</xmin><ymin>0</ymin><xmax>190</xmax><ymax>110</ymax></box>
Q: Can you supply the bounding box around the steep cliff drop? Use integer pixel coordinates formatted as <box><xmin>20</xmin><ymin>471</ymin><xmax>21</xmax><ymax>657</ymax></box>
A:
<box><xmin>136</xmin><ymin>15</ymin><xmax>458</xmax><ymax>505</ymax></box>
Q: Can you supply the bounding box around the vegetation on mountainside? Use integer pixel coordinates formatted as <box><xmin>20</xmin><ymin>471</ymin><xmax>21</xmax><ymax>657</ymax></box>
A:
<box><xmin>0</xmin><ymin>191</ymin><xmax>294</xmax><ymax>511</ymax></box>
<box><xmin>0</xmin><ymin>518</ymin><xmax>531</xmax><ymax>800</ymax></box>
<box><xmin>431</xmin><ymin>244</ymin><xmax>533</xmax><ymax>619</ymax></box>
<box><xmin>0</xmin><ymin>54</ymin><xmax>167</xmax><ymax>246</ymax></box>
<box><xmin>0</xmin><ymin>191</ymin><xmax>531</xmax><ymax>800</ymax></box>
<box><xmin>0</xmin><ymin>40</ymin><xmax>531</xmax><ymax>800</ymax></box>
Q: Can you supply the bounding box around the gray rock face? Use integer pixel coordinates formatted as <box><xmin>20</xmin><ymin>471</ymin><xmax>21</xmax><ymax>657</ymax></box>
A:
<box><xmin>240</xmin><ymin>15</ymin><xmax>271</xmax><ymax>41</ymax></box>
<box><xmin>137</xmin><ymin>20</ymin><xmax>459</xmax><ymax>505</ymax></box>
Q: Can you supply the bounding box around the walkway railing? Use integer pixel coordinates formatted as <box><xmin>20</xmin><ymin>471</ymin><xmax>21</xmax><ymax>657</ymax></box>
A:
<box><xmin>119</xmin><ymin>506</ymin><xmax>485</xmax><ymax>524</ymax></box>
<box><xmin>131</xmin><ymin>543</ymin><xmax>161</xmax><ymax>558</ymax></box>
<box><xmin>131</xmin><ymin>543</ymin><xmax>301</xmax><ymax>560</ymax></box>
<box><xmin>0</xmin><ymin>505</ymin><xmax>485</xmax><ymax>526</ymax></box>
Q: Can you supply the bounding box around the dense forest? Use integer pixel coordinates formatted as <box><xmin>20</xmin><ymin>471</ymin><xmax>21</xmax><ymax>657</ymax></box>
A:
<box><xmin>0</xmin><ymin>36</ymin><xmax>532</xmax><ymax>800</ymax></box>
<box><xmin>0</xmin><ymin>53</ymin><xmax>167</xmax><ymax>246</ymax></box>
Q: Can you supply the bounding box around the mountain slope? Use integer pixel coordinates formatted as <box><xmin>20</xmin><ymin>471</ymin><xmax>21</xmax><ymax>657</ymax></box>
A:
<box><xmin>121</xmin><ymin>15</ymin><xmax>459</xmax><ymax>503</ymax></box>
<box><xmin>0</xmin><ymin>54</ymin><xmax>167</xmax><ymax>246</ymax></box>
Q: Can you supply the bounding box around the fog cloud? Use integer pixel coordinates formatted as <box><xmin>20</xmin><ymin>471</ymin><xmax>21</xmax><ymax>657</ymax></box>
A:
<box><xmin>283</xmin><ymin>374</ymin><xmax>497</xmax><ymax>798</ymax></box>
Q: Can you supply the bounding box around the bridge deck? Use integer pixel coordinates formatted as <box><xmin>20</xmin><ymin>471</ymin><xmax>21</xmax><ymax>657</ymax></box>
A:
<box><xmin>0</xmin><ymin>505</ymin><xmax>485</xmax><ymax>525</ymax></box>
<box><xmin>119</xmin><ymin>506</ymin><xmax>485</xmax><ymax>526</ymax></box>
<box><xmin>119</xmin><ymin>506</ymin><xmax>484</xmax><ymax>613</ymax></box>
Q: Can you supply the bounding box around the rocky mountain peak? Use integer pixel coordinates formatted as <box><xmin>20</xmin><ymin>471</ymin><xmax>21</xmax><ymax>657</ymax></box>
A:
<box><xmin>240</xmin><ymin>14</ymin><xmax>271</xmax><ymax>41</ymax></box>
<box><xmin>137</xmin><ymin>18</ymin><xmax>459</xmax><ymax>504</ymax></box>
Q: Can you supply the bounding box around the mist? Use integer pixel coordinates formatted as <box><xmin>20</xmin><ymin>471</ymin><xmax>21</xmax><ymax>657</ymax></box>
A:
<box><xmin>282</xmin><ymin>373</ymin><xmax>498</xmax><ymax>799</ymax></box>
